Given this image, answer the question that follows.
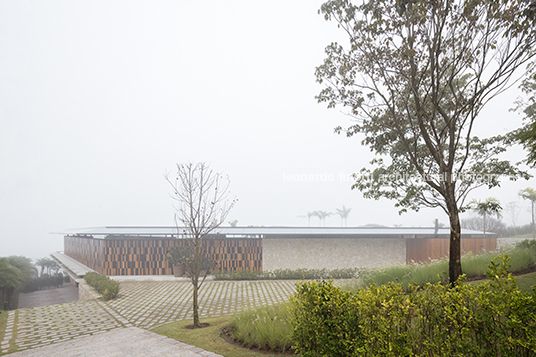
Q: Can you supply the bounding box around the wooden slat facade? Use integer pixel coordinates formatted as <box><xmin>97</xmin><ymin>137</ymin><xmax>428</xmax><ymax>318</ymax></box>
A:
<box><xmin>64</xmin><ymin>235</ymin><xmax>262</xmax><ymax>276</ymax></box>
<box><xmin>406</xmin><ymin>237</ymin><xmax>497</xmax><ymax>264</ymax></box>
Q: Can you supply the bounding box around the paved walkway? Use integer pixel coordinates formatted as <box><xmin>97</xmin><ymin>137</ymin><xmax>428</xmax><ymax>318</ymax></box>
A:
<box><xmin>7</xmin><ymin>327</ymin><xmax>221</xmax><ymax>357</ymax></box>
<box><xmin>1</xmin><ymin>279</ymin><xmax>297</xmax><ymax>356</ymax></box>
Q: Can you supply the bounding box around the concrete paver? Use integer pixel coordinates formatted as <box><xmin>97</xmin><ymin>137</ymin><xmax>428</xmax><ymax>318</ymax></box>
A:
<box><xmin>108</xmin><ymin>280</ymin><xmax>296</xmax><ymax>329</ymax></box>
<box><xmin>2</xmin><ymin>279</ymin><xmax>298</xmax><ymax>356</ymax></box>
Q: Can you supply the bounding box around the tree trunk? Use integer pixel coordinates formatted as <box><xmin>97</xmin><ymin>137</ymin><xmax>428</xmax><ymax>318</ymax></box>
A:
<box><xmin>192</xmin><ymin>277</ymin><xmax>199</xmax><ymax>327</ymax></box>
<box><xmin>446</xmin><ymin>186</ymin><xmax>462</xmax><ymax>286</ymax></box>
<box><xmin>483</xmin><ymin>213</ymin><xmax>487</xmax><ymax>251</ymax></box>
<box><xmin>192</xmin><ymin>237</ymin><xmax>201</xmax><ymax>328</ymax></box>
<box><xmin>532</xmin><ymin>201</ymin><xmax>536</xmax><ymax>239</ymax></box>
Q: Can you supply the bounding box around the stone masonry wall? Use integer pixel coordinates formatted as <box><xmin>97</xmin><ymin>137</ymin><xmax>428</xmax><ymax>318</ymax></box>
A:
<box><xmin>78</xmin><ymin>280</ymin><xmax>101</xmax><ymax>301</ymax></box>
<box><xmin>262</xmin><ymin>238</ymin><xmax>406</xmax><ymax>271</ymax></box>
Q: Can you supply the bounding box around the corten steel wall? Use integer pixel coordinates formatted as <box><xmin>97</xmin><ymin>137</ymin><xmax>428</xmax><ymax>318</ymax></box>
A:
<box><xmin>64</xmin><ymin>235</ymin><xmax>262</xmax><ymax>275</ymax></box>
<box><xmin>103</xmin><ymin>237</ymin><xmax>177</xmax><ymax>275</ymax></box>
<box><xmin>405</xmin><ymin>237</ymin><xmax>497</xmax><ymax>264</ymax></box>
<box><xmin>211</xmin><ymin>238</ymin><xmax>262</xmax><ymax>271</ymax></box>
<box><xmin>262</xmin><ymin>237</ymin><xmax>407</xmax><ymax>271</ymax></box>
<box><xmin>64</xmin><ymin>236</ymin><xmax>105</xmax><ymax>274</ymax></box>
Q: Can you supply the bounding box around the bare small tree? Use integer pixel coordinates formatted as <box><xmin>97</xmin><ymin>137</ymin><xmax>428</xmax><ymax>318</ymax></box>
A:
<box><xmin>505</xmin><ymin>201</ymin><xmax>522</xmax><ymax>236</ymax></box>
<box><xmin>166</xmin><ymin>162</ymin><xmax>236</xmax><ymax>328</ymax></box>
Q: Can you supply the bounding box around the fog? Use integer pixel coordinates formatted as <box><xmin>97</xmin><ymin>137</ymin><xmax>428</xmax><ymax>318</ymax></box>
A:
<box><xmin>1</xmin><ymin>1</ymin><xmax>534</xmax><ymax>260</ymax></box>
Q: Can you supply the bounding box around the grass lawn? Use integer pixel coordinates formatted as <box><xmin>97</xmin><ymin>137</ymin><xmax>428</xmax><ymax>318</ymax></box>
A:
<box><xmin>151</xmin><ymin>316</ymin><xmax>293</xmax><ymax>357</ymax></box>
<box><xmin>0</xmin><ymin>310</ymin><xmax>17</xmax><ymax>355</ymax></box>
<box><xmin>468</xmin><ymin>271</ymin><xmax>536</xmax><ymax>293</ymax></box>
<box><xmin>0</xmin><ymin>311</ymin><xmax>7</xmax><ymax>344</ymax></box>
<box><xmin>515</xmin><ymin>271</ymin><xmax>536</xmax><ymax>293</ymax></box>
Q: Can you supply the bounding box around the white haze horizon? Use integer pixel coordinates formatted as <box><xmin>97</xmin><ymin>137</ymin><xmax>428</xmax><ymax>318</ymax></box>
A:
<box><xmin>1</xmin><ymin>0</ymin><xmax>535</xmax><ymax>261</ymax></box>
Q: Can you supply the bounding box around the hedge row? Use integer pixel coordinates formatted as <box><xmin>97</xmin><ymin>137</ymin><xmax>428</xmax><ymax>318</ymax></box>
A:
<box><xmin>21</xmin><ymin>273</ymin><xmax>66</xmax><ymax>292</ymax></box>
<box><xmin>84</xmin><ymin>272</ymin><xmax>120</xmax><ymax>300</ymax></box>
<box><xmin>290</xmin><ymin>255</ymin><xmax>536</xmax><ymax>356</ymax></box>
<box><xmin>214</xmin><ymin>268</ymin><xmax>359</xmax><ymax>280</ymax></box>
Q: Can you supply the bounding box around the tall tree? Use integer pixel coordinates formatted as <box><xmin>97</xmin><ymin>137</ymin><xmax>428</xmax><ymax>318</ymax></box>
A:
<box><xmin>316</xmin><ymin>0</ymin><xmax>535</xmax><ymax>284</ymax></box>
<box><xmin>515</xmin><ymin>62</ymin><xmax>536</xmax><ymax>164</ymax></box>
<box><xmin>519</xmin><ymin>187</ymin><xmax>536</xmax><ymax>239</ymax></box>
<box><xmin>335</xmin><ymin>205</ymin><xmax>352</xmax><ymax>226</ymax></box>
<box><xmin>166</xmin><ymin>163</ymin><xmax>236</xmax><ymax>328</ymax></box>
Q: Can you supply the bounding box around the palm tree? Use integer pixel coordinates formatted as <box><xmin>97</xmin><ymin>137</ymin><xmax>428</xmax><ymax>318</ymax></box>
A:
<box><xmin>228</xmin><ymin>220</ymin><xmax>238</xmax><ymax>227</ymax></box>
<box><xmin>519</xmin><ymin>188</ymin><xmax>536</xmax><ymax>239</ymax></box>
<box><xmin>314</xmin><ymin>211</ymin><xmax>332</xmax><ymax>227</ymax></box>
<box><xmin>307</xmin><ymin>211</ymin><xmax>315</xmax><ymax>227</ymax></box>
<box><xmin>470</xmin><ymin>198</ymin><xmax>502</xmax><ymax>236</ymax></box>
<box><xmin>297</xmin><ymin>212</ymin><xmax>316</xmax><ymax>227</ymax></box>
<box><xmin>470</xmin><ymin>198</ymin><xmax>502</xmax><ymax>251</ymax></box>
<box><xmin>335</xmin><ymin>206</ymin><xmax>352</xmax><ymax>227</ymax></box>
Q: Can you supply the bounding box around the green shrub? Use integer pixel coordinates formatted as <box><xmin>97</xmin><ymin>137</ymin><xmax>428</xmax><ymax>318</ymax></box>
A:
<box><xmin>517</xmin><ymin>238</ymin><xmax>536</xmax><ymax>257</ymax></box>
<box><xmin>84</xmin><ymin>272</ymin><xmax>120</xmax><ymax>300</ymax></box>
<box><xmin>290</xmin><ymin>255</ymin><xmax>536</xmax><ymax>356</ymax></box>
<box><xmin>290</xmin><ymin>280</ymin><xmax>361</xmax><ymax>356</ymax></box>
<box><xmin>227</xmin><ymin>303</ymin><xmax>293</xmax><ymax>352</ymax></box>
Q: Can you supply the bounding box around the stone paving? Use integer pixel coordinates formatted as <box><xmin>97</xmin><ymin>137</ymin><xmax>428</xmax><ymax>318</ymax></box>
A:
<box><xmin>109</xmin><ymin>280</ymin><xmax>296</xmax><ymax>329</ymax></box>
<box><xmin>1</xmin><ymin>279</ymin><xmax>298</xmax><ymax>355</ymax></box>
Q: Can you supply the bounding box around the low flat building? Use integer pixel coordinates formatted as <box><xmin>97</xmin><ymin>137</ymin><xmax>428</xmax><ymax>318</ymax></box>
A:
<box><xmin>60</xmin><ymin>226</ymin><xmax>495</xmax><ymax>276</ymax></box>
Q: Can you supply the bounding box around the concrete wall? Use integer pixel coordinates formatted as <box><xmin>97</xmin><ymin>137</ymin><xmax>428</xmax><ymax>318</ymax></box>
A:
<box><xmin>262</xmin><ymin>238</ymin><xmax>406</xmax><ymax>271</ymax></box>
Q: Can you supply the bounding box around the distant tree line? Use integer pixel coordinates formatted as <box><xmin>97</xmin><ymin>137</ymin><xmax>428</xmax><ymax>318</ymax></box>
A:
<box><xmin>461</xmin><ymin>217</ymin><xmax>534</xmax><ymax>238</ymax></box>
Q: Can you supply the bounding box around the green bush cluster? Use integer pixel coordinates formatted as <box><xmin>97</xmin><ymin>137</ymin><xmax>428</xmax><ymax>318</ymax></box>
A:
<box><xmin>84</xmin><ymin>272</ymin><xmax>120</xmax><ymax>300</ymax></box>
<box><xmin>21</xmin><ymin>273</ymin><xmax>65</xmax><ymax>292</ymax></box>
<box><xmin>227</xmin><ymin>303</ymin><xmax>293</xmax><ymax>353</ymax></box>
<box><xmin>290</xmin><ymin>255</ymin><xmax>536</xmax><ymax>356</ymax></box>
<box><xmin>214</xmin><ymin>268</ymin><xmax>358</xmax><ymax>281</ymax></box>
<box><xmin>517</xmin><ymin>238</ymin><xmax>536</xmax><ymax>256</ymax></box>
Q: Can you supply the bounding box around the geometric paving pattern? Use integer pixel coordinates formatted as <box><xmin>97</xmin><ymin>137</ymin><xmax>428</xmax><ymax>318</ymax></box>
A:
<box><xmin>1</xmin><ymin>280</ymin><xmax>298</xmax><ymax>354</ymax></box>
<box><xmin>13</xmin><ymin>300</ymin><xmax>124</xmax><ymax>353</ymax></box>
<box><xmin>108</xmin><ymin>280</ymin><xmax>297</xmax><ymax>329</ymax></box>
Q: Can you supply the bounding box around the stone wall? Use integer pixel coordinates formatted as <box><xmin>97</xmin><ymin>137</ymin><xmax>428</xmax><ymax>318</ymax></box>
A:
<box><xmin>262</xmin><ymin>238</ymin><xmax>406</xmax><ymax>271</ymax></box>
<box><xmin>497</xmin><ymin>237</ymin><xmax>535</xmax><ymax>249</ymax></box>
<box><xmin>78</xmin><ymin>280</ymin><xmax>101</xmax><ymax>301</ymax></box>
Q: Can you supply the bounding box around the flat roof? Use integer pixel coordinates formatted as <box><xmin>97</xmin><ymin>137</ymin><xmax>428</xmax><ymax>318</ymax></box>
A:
<box><xmin>59</xmin><ymin>226</ymin><xmax>493</xmax><ymax>239</ymax></box>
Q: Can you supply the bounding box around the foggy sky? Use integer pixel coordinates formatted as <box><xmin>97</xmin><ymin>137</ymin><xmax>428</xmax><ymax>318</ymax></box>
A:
<box><xmin>1</xmin><ymin>1</ymin><xmax>534</xmax><ymax>260</ymax></box>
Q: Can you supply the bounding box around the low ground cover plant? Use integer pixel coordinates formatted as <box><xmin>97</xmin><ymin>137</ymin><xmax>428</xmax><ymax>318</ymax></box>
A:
<box><xmin>83</xmin><ymin>272</ymin><xmax>120</xmax><ymax>300</ymax></box>
<box><xmin>227</xmin><ymin>303</ymin><xmax>293</xmax><ymax>353</ymax></box>
<box><xmin>214</xmin><ymin>268</ymin><xmax>358</xmax><ymax>281</ymax></box>
<box><xmin>290</xmin><ymin>255</ymin><xmax>536</xmax><ymax>356</ymax></box>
